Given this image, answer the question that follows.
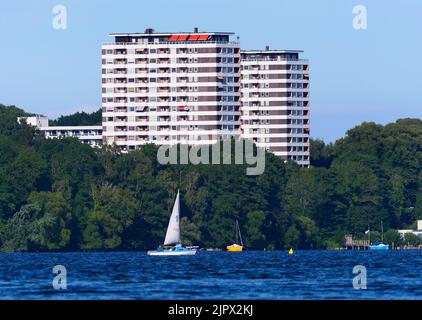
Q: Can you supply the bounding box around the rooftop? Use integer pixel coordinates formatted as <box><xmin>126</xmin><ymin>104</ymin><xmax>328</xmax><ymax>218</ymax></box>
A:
<box><xmin>109</xmin><ymin>28</ymin><xmax>235</xmax><ymax>37</ymax></box>
<box><xmin>242</xmin><ymin>49</ymin><xmax>304</xmax><ymax>54</ymax></box>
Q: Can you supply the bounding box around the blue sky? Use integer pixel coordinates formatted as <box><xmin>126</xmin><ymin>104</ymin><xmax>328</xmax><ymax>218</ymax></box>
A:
<box><xmin>0</xmin><ymin>0</ymin><xmax>421</xmax><ymax>142</ymax></box>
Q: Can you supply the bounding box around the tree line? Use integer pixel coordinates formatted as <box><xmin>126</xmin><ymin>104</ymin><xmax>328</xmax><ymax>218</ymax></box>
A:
<box><xmin>0</xmin><ymin>104</ymin><xmax>421</xmax><ymax>251</ymax></box>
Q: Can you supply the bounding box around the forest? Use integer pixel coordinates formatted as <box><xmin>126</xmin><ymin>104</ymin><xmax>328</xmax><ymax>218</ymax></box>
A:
<box><xmin>0</xmin><ymin>103</ymin><xmax>421</xmax><ymax>251</ymax></box>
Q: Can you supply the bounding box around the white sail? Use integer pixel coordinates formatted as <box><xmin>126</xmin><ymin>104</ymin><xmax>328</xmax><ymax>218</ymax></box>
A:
<box><xmin>164</xmin><ymin>190</ymin><xmax>180</xmax><ymax>245</ymax></box>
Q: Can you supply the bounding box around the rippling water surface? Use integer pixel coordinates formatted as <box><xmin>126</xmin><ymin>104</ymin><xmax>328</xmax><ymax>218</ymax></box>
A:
<box><xmin>0</xmin><ymin>250</ymin><xmax>421</xmax><ymax>299</ymax></box>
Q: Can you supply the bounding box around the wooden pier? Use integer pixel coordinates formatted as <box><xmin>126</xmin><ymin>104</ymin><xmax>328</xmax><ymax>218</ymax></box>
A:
<box><xmin>344</xmin><ymin>235</ymin><xmax>370</xmax><ymax>250</ymax></box>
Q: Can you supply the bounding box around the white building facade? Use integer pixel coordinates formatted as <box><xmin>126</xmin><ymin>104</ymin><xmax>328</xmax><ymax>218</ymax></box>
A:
<box><xmin>240</xmin><ymin>49</ymin><xmax>310</xmax><ymax>166</ymax></box>
<box><xmin>18</xmin><ymin>116</ymin><xmax>102</xmax><ymax>147</ymax></box>
<box><xmin>101</xmin><ymin>28</ymin><xmax>241</xmax><ymax>151</ymax></box>
<box><xmin>42</xmin><ymin>126</ymin><xmax>103</xmax><ymax>147</ymax></box>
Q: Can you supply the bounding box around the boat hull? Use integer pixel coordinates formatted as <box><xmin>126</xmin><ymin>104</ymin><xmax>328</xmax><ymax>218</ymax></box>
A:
<box><xmin>227</xmin><ymin>244</ymin><xmax>243</xmax><ymax>252</ymax></box>
<box><xmin>147</xmin><ymin>249</ymin><xmax>197</xmax><ymax>256</ymax></box>
<box><xmin>369</xmin><ymin>245</ymin><xmax>389</xmax><ymax>251</ymax></box>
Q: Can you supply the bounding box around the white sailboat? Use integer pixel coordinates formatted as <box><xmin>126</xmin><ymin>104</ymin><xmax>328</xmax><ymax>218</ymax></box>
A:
<box><xmin>147</xmin><ymin>190</ymin><xmax>197</xmax><ymax>256</ymax></box>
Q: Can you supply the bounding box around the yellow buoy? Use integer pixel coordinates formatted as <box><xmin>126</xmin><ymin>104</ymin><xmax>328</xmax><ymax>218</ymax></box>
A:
<box><xmin>288</xmin><ymin>248</ymin><xmax>294</xmax><ymax>255</ymax></box>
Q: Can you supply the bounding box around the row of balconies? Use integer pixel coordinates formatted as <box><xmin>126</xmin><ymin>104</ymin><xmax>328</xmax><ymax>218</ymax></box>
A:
<box><xmin>112</xmin><ymin>58</ymin><xmax>240</xmax><ymax>64</ymax></box>
<box><xmin>108</xmin><ymin>47</ymin><xmax>240</xmax><ymax>56</ymax></box>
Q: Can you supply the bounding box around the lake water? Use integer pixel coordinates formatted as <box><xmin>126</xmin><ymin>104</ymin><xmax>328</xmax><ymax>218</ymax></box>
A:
<box><xmin>0</xmin><ymin>250</ymin><xmax>421</xmax><ymax>299</ymax></box>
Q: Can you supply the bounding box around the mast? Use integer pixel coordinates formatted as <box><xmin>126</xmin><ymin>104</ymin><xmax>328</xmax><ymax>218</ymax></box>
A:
<box><xmin>237</xmin><ymin>220</ymin><xmax>244</xmax><ymax>246</ymax></box>
<box><xmin>381</xmin><ymin>221</ymin><xmax>384</xmax><ymax>243</ymax></box>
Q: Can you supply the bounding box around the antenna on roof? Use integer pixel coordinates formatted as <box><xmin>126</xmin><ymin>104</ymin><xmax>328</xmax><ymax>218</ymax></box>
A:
<box><xmin>265</xmin><ymin>45</ymin><xmax>270</xmax><ymax>51</ymax></box>
<box><xmin>193</xmin><ymin>27</ymin><xmax>198</xmax><ymax>33</ymax></box>
<box><xmin>145</xmin><ymin>28</ymin><xmax>154</xmax><ymax>34</ymax></box>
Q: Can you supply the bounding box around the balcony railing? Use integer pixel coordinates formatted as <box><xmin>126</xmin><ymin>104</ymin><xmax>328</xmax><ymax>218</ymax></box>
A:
<box><xmin>103</xmin><ymin>41</ymin><xmax>240</xmax><ymax>46</ymax></box>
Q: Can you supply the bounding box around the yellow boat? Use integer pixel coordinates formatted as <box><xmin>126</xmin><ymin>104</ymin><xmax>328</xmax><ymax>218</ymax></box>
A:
<box><xmin>227</xmin><ymin>243</ymin><xmax>243</xmax><ymax>251</ymax></box>
<box><xmin>227</xmin><ymin>220</ymin><xmax>244</xmax><ymax>252</ymax></box>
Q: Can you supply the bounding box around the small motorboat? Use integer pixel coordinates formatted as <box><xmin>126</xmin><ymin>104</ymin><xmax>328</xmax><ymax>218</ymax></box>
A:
<box><xmin>369</xmin><ymin>242</ymin><xmax>389</xmax><ymax>251</ymax></box>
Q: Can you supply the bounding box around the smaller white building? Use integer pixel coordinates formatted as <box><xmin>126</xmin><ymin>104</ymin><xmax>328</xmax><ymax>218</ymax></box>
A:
<box><xmin>17</xmin><ymin>116</ymin><xmax>103</xmax><ymax>147</ymax></box>
<box><xmin>42</xmin><ymin>126</ymin><xmax>103</xmax><ymax>147</ymax></box>
<box><xmin>398</xmin><ymin>220</ymin><xmax>422</xmax><ymax>239</ymax></box>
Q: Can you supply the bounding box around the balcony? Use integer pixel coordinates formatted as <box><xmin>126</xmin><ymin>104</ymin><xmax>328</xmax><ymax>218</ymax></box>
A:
<box><xmin>158</xmin><ymin>116</ymin><xmax>170</xmax><ymax>122</ymax></box>
<box><xmin>158</xmin><ymin>68</ymin><xmax>170</xmax><ymax>74</ymax></box>
<box><xmin>114</xmin><ymin>59</ymin><xmax>127</xmax><ymax>65</ymax></box>
<box><xmin>178</xmin><ymin>58</ymin><xmax>189</xmax><ymax>64</ymax></box>
<box><xmin>158</xmin><ymin>58</ymin><xmax>170</xmax><ymax>64</ymax></box>
<box><xmin>135</xmin><ymin>49</ymin><xmax>148</xmax><ymax>55</ymax></box>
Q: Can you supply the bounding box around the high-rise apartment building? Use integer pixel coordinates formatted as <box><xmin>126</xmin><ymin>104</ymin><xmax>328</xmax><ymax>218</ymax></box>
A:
<box><xmin>101</xmin><ymin>28</ymin><xmax>241</xmax><ymax>151</ymax></box>
<box><xmin>240</xmin><ymin>49</ymin><xmax>310</xmax><ymax>166</ymax></box>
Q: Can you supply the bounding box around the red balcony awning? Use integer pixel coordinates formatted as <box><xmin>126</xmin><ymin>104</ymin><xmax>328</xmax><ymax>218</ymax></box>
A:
<box><xmin>168</xmin><ymin>35</ymin><xmax>179</xmax><ymax>41</ymax></box>
<box><xmin>197</xmin><ymin>34</ymin><xmax>210</xmax><ymax>40</ymax></box>
<box><xmin>188</xmin><ymin>35</ymin><xmax>200</xmax><ymax>40</ymax></box>
<box><xmin>178</xmin><ymin>35</ymin><xmax>189</xmax><ymax>41</ymax></box>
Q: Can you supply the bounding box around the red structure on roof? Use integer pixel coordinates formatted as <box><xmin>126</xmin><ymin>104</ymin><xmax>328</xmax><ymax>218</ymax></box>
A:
<box><xmin>168</xmin><ymin>34</ymin><xmax>210</xmax><ymax>41</ymax></box>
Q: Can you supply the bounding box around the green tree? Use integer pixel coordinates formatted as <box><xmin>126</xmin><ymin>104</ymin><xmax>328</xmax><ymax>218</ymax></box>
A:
<box><xmin>245</xmin><ymin>211</ymin><xmax>267</xmax><ymax>249</ymax></box>
<box><xmin>82</xmin><ymin>183</ymin><xmax>138</xmax><ymax>250</ymax></box>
